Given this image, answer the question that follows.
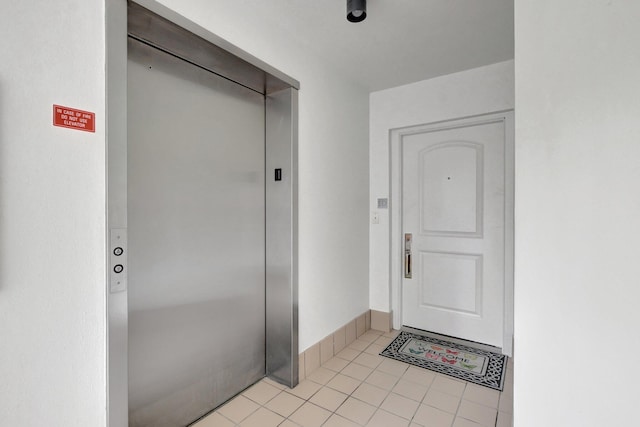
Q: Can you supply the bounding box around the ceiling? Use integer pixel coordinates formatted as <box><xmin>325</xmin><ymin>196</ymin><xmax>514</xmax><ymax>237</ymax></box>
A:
<box><xmin>223</xmin><ymin>0</ymin><xmax>514</xmax><ymax>92</ymax></box>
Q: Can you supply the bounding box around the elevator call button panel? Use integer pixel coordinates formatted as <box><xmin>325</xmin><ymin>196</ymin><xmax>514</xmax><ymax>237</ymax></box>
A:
<box><xmin>109</xmin><ymin>228</ymin><xmax>127</xmax><ymax>293</ymax></box>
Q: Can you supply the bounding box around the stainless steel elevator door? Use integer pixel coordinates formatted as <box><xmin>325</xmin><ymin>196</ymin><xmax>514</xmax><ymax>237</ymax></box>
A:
<box><xmin>127</xmin><ymin>38</ymin><xmax>266</xmax><ymax>427</ymax></box>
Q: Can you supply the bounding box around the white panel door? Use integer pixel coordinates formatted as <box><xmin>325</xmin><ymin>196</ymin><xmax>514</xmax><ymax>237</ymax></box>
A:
<box><xmin>402</xmin><ymin>119</ymin><xmax>506</xmax><ymax>347</ymax></box>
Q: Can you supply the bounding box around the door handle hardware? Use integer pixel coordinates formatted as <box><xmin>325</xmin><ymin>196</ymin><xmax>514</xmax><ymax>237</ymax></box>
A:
<box><xmin>404</xmin><ymin>233</ymin><xmax>412</xmax><ymax>279</ymax></box>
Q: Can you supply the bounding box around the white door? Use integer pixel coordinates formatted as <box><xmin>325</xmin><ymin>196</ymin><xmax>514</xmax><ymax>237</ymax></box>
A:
<box><xmin>402</xmin><ymin>118</ymin><xmax>507</xmax><ymax>347</ymax></box>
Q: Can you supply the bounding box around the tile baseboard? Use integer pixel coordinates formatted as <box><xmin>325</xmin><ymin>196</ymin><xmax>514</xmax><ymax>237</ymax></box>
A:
<box><xmin>300</xmin><ymin>310</ymin><xmax>372</xmax><ymax>380</ymax></box>
<box><xmin>370</xmin><ymin>310</ymin><xmax>392</xmax><ymax>333</ymax></box>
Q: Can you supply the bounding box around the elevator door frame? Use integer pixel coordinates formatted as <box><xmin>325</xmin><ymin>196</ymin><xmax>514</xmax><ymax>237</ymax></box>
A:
<box><xmin>106</xmin><ymin>2</ymin><xmax>299</xmax><ymax>426</ymax></box>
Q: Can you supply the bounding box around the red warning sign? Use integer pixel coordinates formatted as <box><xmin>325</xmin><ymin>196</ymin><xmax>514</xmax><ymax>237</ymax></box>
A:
<box><xmin>53</xmin><ymin>105</ymin><xmax>95</xmax><ymax>133</ymax></box>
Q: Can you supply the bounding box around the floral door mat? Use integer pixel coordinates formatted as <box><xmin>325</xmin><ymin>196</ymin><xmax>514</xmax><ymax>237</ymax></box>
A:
<box><xmin>380</xmin><ymin>330</ymin><xmax>507</xmax><ymax>391</ymax></box>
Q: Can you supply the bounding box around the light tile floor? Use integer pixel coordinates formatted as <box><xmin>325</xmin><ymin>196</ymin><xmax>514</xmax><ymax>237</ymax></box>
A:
<box><xmin>193</xmin><ymin>330</ymin><xmax>513</xmax><ymax>427</ymax></box>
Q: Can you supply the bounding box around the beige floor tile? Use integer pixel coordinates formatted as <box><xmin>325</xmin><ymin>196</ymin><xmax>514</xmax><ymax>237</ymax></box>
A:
<box><xmin>430</xmin><ymin>376</ymin><xmax>466</xmax><ymax>397</ymax></box>
<box><xmin>354</xmin><ymin>353</ymin><xmax>385</xmax><ymax>369</ymax></box>
<box><xmin>349</xmin><ymin>339</ymin><xmax>371</xmax><ymax>351</ymax></box>
<box><xmin>392</xmin><ymin>379</ymin><xmax>428</xmax><ymax>402</ymax></box>
<box><xmin>383</xmin><ymin>330</ymin><xmax>400</xmax><ymax>338</ymax></box>
<box><xmin>324</xmin><ymin>356</ymin><xmax>351</xmax><ymax>372</ymax></box>
<box><xmin>374</xmin><ymin>335</ymin><xmax>393</xmax><ymax>346</ymax></box>
<box><xmin>341</xmin><ymin>362</ymin><xmax>374</xmax><ymax>381</ymax></box>
<box><xmin>422</xmin><ymin>389</ymin><xmax>461</xmax><ymax>414</ymax></box>
<box><xmin>307</xmin><ymin>367</ymin><xmax>337</xmax><ymax>385</ymax></box>
<box><xmin>457</xmin><ymin>400</ymin><xmax>497</xmax><ymax>427</ymax></box>
<box><xmin>402</xmin><ymin>366</ymin><xmax>436</xmax><ymax>387</ymax></box>
<box><xmin>364</xmin><ymin>343</ymin><xmax>386</xmax><ymax>355</ymax></box>
<box><xmin>380</xmin><ymin>393</ymin><xmax>420</xmax><ymax>420</ymax></box>
<box><xmin>352</xmin><ymin>382</ymin><xmax>390</xmax><ymax>407</ymax></box>
<box><xmin>263</xmin><ymin>377</ymin><xmax>287</xmax><ymax>390</ymax></box>
<box><xmin>237</xmin><ymin>407</ymin><xmax>284</xmax><ymax>427</ymax></box>
<box><xmin>360</xmin><ymin>330</ymin><xmax>383</xmax><ymax>341</ymax></box>
<box><xmin>503</xmin><ymin>369</ymin><xmax>514</xmax><ymax>394</ymax></box>
<box><xmin>242</xmin><ymin>380</ymin><xmax>281</xmax><ymax>405</ymax></box>
<box><xmin>412</xmin><ymin>404</ymin><xmax>455</xmax><ymax>427</ymax></box>
<box><xmin>190</xmin><ymin>335</ymin><xmax>511</xmax><ymax>427</ymax></box>
<box><xmin>496</xmin><ymin>411</ymin><xmax>513</xmax><ymax>427</ymax></box>
<box><xmin>264</xmin><ymin>391</ymin><xmax>305</xmax><ymax>417</ymax></box>
<box><xmin>462</xmin><ymin>384</ymin><xmax>500</xmax><ymax>409</ymax></box>
<box><xmin>287</xmin><ymin>380</ymin><xmax>322</xmax><ymax>400</ymax></box>
<box><xmin>192</xmin><ymin>411</ymin><xmax>234</xmax><ymax>427</ymax></box>
<box><xmin>323</xmin><ymin>414</ymin><xmax>361</xmax><ymax>427</ymax></box>
<box><xmin>289</xmin><ymin>402</ymin><xmax>332</xmax><ymax>427</ymax></box>
<box><xmin>336</xmin><ymin>396</ymin><xmax>377</xmax><ymax>425</ymax></box>
<box><xmin>309</xmin><ymin>387</ymin><xmax>348</xmax><ymax>412</ymax></box>
<box><xmin>498</xmin><ymin>392</ymin><xmax>513</xmax><ymax>413</ymax></box>
<box><xmin>377</xmin><ymin>358</ymin><xmax>409</xmax><ymax>377</ymax></box>
<box><xmin>336</xmin><ymin>348</ymin><xmax>361</xmax><ymax>362</ymax></box>
<box><xmin>366</xmin><ymin>409</ymin><xmax>410</xmax><ymax>427</ymax></box>
<box><xmin>217</xmin><ymin>395</ymin><xmax>259</xmax><ymax>424</ymax></box>
<box><xmin>365</xmin><ymin>370</ymin><xmax>400</xmax><ymax>390</ymax></box>
<box><xmin>452</xmin><ymin>417</ymin><xmax>483</xmax><ymax>427</ymax></box>
<box><xmin>326</xmin><ymin>373</ymin><xmax>362</xmax><ymax>395</ymax></box>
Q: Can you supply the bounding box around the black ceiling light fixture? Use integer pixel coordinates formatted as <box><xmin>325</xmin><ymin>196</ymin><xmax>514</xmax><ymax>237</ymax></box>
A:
<box><xmin>347</xmin><ymin>0</ymin><xmax>367</xmax><ymax>23</ymax></box>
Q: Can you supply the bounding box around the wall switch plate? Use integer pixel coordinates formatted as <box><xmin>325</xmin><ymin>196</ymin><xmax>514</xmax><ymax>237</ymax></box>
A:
<box><xmin>372</xmin><ymin>212</ymin><xmax>380</xmax><ymax>224</ymax></box>
<box><xmin>110</xmin><ymin>228</ymin><xmax>127</xmax><ymax>293</ymax></box>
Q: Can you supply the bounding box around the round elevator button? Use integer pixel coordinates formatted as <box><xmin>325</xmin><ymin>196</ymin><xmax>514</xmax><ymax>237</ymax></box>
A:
<box><xmin>113</xmin><ymin>264</ymin><xmax>124</xmax><ymax>274</ymax></box>
<box><xmin>113</xmin><ymin>247</ymin><xmax>124</xmax><ymax>256</ymax></box>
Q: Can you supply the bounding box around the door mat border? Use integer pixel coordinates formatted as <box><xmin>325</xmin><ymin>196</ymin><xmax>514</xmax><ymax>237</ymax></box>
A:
<box><xmin>380</xmin><ymin>329</ymin><xmax>507</xmax><ymax>391</ymax></box>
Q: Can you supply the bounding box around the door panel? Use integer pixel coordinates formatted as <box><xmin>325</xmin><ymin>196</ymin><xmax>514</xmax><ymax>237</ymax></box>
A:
<box><xmin>402</xmin><ymin>120</ymin><xmax>505</xmax><ymax>347</ymax></box>
<box><xmin>419</xmin><ymin>251</ymin><xmax>482</xmax><ymax>315</ymax></box>
<box><xmin>420</xmin><ymin>143</ymin><xmax>482</xmax><ymax>236</ymax></box>
<box><xmin>127</xmin><ymin>38</ymin><xmax>266</xmax><ymax>426</ymax></box>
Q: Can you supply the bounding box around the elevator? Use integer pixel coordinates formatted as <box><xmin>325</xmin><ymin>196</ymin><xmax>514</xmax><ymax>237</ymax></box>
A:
<box><xmin>106</xmin><ymin>3</ymin><xmax>299</xmax><ymax>426</ymax></box>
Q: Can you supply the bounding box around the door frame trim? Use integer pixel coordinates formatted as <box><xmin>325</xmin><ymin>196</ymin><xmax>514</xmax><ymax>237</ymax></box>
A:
<box><xmin>389</xmin><ymin>110</ymin><xmax>514</xmax><ymax>356</ymax></box>
<box><xmin>106</xmin><ymin>2</ymin><xmax>299</xmax><ymax>425</ymax></box>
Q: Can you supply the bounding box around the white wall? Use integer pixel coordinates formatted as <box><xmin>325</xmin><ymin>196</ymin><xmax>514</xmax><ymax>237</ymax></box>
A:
<box><xmin>138</xmin><ymin>0</ymin><xmax>372</xmax><ymax>351</ymax></box>
<box><xmin>515</xmin><ymin>1</ymin><xmax>640</xmax><ymax>425</ymax></box>
<box><xmin>0</xmin><ymin>1</ymin><xmax>107</xmax><ymax>426</ymax></box>
<box><xmin>369</xmin><ymin>61</ymin><xmax>514</xmax><ymax>315</ymax></box>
